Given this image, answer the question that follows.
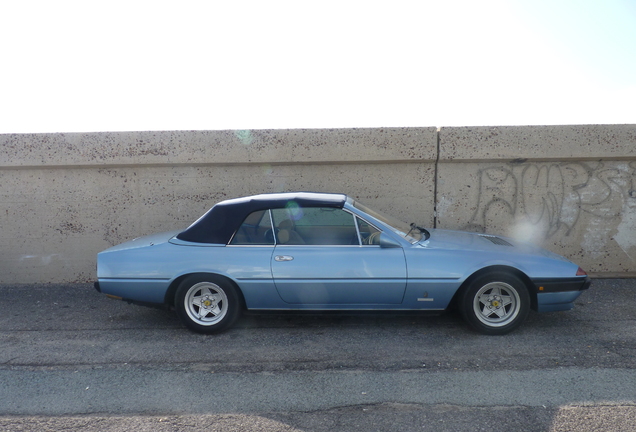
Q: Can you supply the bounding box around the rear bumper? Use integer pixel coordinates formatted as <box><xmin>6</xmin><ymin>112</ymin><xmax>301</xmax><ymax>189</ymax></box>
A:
<box><xmin>531</xmin><ymin>277</ymin><xmax>591</xmax><ymax>312</ymax></box>
<box><xmin>93</xmin><ymin>279</ymin><xmax>170</xmax><ymax>310</ymax></box>
<box><xmin>94</xmin><ymin>278</ymin><xmax>169</xmax><ymax>304</ymax></box>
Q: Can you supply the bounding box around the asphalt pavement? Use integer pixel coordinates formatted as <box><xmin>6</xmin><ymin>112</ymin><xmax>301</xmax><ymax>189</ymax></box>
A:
<box><xmin>0</xmin><ymin>279</ymin><xmax>634</xmax><ymax>431</ymax></box>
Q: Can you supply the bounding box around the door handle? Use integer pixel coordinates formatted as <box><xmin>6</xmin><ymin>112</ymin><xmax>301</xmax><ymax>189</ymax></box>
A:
<box><xmin>275</xmin><ymin>255</ymin><xmax>294</xmax><ymax>262</ymax></box>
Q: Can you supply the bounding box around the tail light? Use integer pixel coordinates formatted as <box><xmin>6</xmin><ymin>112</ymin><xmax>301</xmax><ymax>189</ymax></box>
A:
<box><xmin>576</xmin><ymin>267</ymin><xmax>587</xmax><ymax>276</ymax></box>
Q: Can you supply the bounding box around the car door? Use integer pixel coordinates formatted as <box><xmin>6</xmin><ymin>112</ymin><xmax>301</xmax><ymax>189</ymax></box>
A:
<box><xmin>270</xmin><ymin>206</ymin><xmax>407</xmax><ymax>306</ymax></box>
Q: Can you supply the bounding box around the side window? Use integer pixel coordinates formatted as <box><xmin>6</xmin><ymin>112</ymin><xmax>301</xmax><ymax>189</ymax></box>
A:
<box><xmin>230</xmin><ymin>210</ymin><xmax>274</xmax><ymax>245</ymax></box>
<box><xmin>271</xmin><ymin>207</ymin><xmax>360</xmax><ymax>245</ymax></box>
<box><xmin>357</xmin><ymin>217</ymin><xmax>381</xmax><ymax>245</ymax></box>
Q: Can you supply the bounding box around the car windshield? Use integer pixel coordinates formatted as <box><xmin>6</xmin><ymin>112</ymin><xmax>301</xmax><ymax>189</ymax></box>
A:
<box><xmin>352</xmin><ymin>200</ymin><xmax>423</xmax><ymax>243</ymax></box>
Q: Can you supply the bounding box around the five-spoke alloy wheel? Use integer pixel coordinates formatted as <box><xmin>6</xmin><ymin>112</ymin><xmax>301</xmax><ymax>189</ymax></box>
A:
<box><xmin>458</xmin><ymin>272</ymin><xmax>530</xmax><ymax>335</ymax></box>
<box><xmin>175</xmin><ymin>275</ymin><xmax>241</xmax><ymax>334</ymax></box>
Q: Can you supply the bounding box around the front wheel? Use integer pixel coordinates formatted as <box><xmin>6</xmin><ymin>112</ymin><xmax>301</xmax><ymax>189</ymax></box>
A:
<box><xmin>458</xmin><ymin>272</ymin><xmax>530</xmax><ymax>335</ymax></box>
<box><xmin>175</xmin><ymin>275</ymin><xmax>241</xmax><ymax>334</ymax></box>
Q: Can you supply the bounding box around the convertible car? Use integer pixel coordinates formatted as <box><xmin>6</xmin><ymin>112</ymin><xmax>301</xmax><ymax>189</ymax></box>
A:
<box><xmin>95</xmin><ymin>192</ymin><xmax>590</xmax><ymax>335</ymax></box>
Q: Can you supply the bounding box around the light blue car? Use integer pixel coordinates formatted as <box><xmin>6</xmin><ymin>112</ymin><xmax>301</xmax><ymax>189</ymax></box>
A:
<box><xmin>95</xmin><ymin>192</ymin><xmax>590</xmax><ymax>335</ymax></box>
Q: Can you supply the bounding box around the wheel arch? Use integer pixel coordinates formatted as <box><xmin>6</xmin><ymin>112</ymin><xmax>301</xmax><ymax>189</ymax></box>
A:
<box><xmin>451</xmin><ymin>265</ymin><xmax>537</xmax><ymax>311</ymax></box>
<box><xmin>164</xmin><ymin>272</ymin><xmax>247</xmax><ymax>310</ymax></box>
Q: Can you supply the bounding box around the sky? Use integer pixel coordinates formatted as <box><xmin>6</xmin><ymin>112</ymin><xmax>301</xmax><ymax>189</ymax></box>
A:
<box><xmin>1</xmin><ymin>0</ymin><xmax>635</xmax><ymax>134</ymax></box>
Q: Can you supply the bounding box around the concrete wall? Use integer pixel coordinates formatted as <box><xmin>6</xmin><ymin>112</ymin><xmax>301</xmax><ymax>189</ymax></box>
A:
<box><xmin>437</xmin><ymin>125</ymin><xmax>636</xmax><ymax>276</ymax></box>
<box><xmin>1</xmin><ymin>125</ymin><xmax>634</xmax><ymax>283</ymax></box>
<box><xmin>0</xmin><ymin>128</ymin><xmax>437</xmax><ymax>283</ymax></box>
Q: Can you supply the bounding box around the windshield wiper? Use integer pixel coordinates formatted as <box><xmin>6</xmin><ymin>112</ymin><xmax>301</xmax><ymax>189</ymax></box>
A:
<box><xmin>406</xmin><ymin>223</ymin><xmax>416</xmax><ymax>238</ymax></box>
<box><xmin>407</xmin><ymin>223</ymin><xmax>431</xmax><ymax>241</ymax></box>
<box><xmin>419</xmin><ymin>226</ymin><xmax>431</xmax><ymax>241</ymax></box>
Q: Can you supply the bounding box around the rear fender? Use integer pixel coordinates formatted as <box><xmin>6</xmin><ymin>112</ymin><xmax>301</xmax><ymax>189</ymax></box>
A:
<box><xmin>164</xmin><ymin>272</ymin><xmax>247</xmax><ymax>310</ymax></box>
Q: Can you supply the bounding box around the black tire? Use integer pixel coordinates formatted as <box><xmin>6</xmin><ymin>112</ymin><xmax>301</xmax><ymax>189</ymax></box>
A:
<box><xmin>174</xmin><ymin>275</ymin><xmax>241</xmax><ymax>334</ymax></box>
<box><xmin>458</xmin><ymin>272</ymin><xmax>530</xmax><ymax>335</ymax></box>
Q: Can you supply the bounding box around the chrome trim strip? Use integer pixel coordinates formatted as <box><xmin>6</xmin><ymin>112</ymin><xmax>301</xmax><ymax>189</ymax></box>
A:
<box><xmin>341</xmin><ymin>208</ymin><xmax>364</xmax><ymax>245</ymax></box>
<box><xmin>268</xmin><ymin>209</ymin><xmax>277</xmax><ymax>245</ymax></box>
<box><xmin>274</xmin><ymin>244</ymin><xmax>375</xmax><ymax>248</ymax></box>
<box><xmin>169</xmin><ymin>238</ymin><xmax>225</xmax><ymax>247</ymax></box>
<box><xmin>227</xmin><ymin>228</ymin><xmax>238</xmax><ymax>245</ymax></box>
<box><xmin>99</xmin><ymin>277</ymin><xmax>171</xmax><ymax>282</ymax></box>
<box><xmin>266</xmin><ymin>277</ymin><xmax>405</xmax><ymax>281</ymax></box>
<box><xmin>345</xmin><ymin>209</ymin><xmax>383</xmax><ymax>235</ymax></box>
<box><xmin>226</xmin><ymin>244</ymin><xmax>276</xmax><ymax>248</ymax></box>
<box><xmin>408</xmin><ymin>277</ymin><xmax>462</xmax><ymax>281</ymax></box>
<box><xmin>247</xmin><ymin>308</ymin><xmax>446</xmax><ymax>311</ymax></box>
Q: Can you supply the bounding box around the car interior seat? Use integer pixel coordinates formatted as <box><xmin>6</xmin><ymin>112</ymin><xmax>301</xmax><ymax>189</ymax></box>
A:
<box><xmin>277</xmin><ymin>219</ymin><xmax>305</xmax><ymax>244</ymax></box>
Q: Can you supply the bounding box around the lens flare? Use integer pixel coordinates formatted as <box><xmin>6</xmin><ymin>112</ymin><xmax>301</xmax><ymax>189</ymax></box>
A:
<box><xmin>509</xmin><ymin>220</ymin><xmax>543</xmax><ymax>244</ymax></box>
<box><xmin>285</xmin><ymin>201</ymin><xmax>304</xmax><ymax>220</ymax></box>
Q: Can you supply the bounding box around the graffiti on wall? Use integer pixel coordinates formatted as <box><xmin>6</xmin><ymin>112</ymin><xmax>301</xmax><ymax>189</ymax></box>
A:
<box><xmin>464</xmin><ymin>161</ymin><xmax>636</xmax><ymax>246</ymax></box>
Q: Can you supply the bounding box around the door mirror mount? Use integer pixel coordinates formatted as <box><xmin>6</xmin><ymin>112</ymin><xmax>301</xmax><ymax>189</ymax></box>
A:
<box><xmin>379</xmin><ymin>233</ymin><xmax>402</xmax><ymax>248</ymax></box>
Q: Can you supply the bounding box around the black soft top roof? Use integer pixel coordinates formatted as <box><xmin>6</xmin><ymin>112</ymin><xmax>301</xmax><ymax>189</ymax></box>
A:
<box><xmin>176</xmin><ymin>192</ymin><xmax>347</xmax><ymax>244</ymax></box>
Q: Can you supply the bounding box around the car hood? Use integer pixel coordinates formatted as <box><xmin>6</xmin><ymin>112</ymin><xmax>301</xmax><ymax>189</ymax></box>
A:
<box><xmin>420</xmin><ymin>229</ymin><xmax>568</xmax><ymax>260</ymax></box>
<box><xmin>100</xmin><ymin>230</ymin><xmax>182</xmax><ymax>254</ymax></box>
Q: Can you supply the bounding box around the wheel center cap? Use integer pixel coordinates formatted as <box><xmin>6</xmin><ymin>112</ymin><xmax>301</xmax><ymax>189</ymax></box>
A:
<box><xmin>203</xmin><ymin>300</ymin><xmax>212</xmax><ymax>307</ymax></box>
<box><xmin>491</xmin><ymin>300</ymin><xmax>500</xmax><ymax>308</ymax></box>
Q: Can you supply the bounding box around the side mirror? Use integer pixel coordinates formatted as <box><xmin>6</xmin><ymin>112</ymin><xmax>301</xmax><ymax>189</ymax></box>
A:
<box><xmin>379</xmin><ymin>233</ymin><xmax>402</xmax><ymax>248</ymax></box>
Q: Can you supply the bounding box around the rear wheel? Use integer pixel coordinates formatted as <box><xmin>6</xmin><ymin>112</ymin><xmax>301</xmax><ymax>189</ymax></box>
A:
<box><xmin>458</xmin><ymin>272</ymin><xmax>530</xmax><ymax>335</ymax></box>
<box><xmin>175</xmin><ymin>275</ymin><xmax>241</xmax><ymax>334</ymax></box>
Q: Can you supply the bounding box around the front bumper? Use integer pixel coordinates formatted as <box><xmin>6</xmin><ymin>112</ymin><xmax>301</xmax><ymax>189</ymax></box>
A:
<box><xmin>532</xmin><ymin>277</ymin><xmax>591</xmax><ymax>293</ymax></box>
<box><xmin>531</xmin><ymin>277</ymin><xmax>591</xmax><ymax>312</ymax></box>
